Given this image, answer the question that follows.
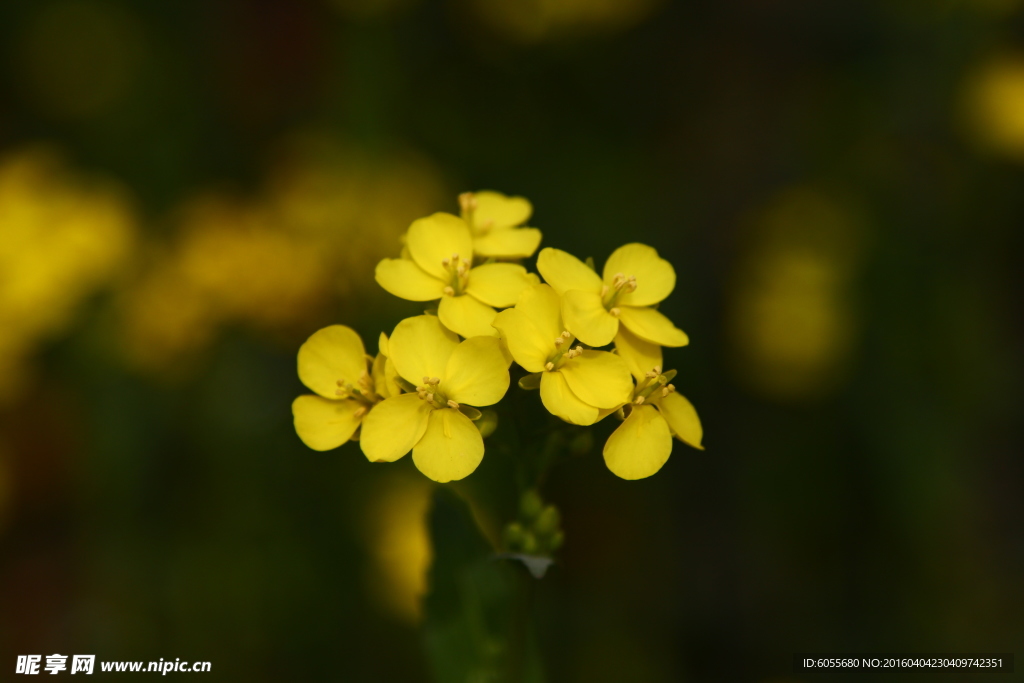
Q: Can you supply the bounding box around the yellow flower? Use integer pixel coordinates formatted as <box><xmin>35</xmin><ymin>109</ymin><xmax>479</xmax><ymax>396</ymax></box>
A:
<box><xmin>292</xmin><ymin>325</ymin><xmax>393</xmax><ymax>451</ymax></box>
<box><xmin>359</xmin><ymin>315</ymin><xmax>511</xmax><ymax>482</ymax></box>
<box><xmin>603</xmin><ymin>366</ymin><xmax>703</xmax><ymax>481</ymax></box>
<box><xmin>458</xmin><ymin>190</ymin><xmax>543</xmax><ymax>259</ymax></box>
<box><xmin>375</xmin><ymin>212</ymin><xmax>537</xmax><ymax>338</ymax></box>
<box><xmin>493</xmin><ymin>283</ymin><xmax>633</xmax><ymax>425</ymax></box>
<box><xmin>537</xmin><ymin>244</ymin><xmax>689</xmax><ymax>350</ymax></box>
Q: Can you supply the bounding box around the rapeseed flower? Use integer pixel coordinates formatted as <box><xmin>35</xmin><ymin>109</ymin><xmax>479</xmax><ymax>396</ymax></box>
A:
<box><xmin>493</xmin><ymin>284</ymin><xmax>633</xmax><ymax>425</ymax></box>
<box><xmin>536</xmin><ymin>243</ymin><xmax>688</xmax><ymax>350</ymax></box>
<box><xmin>292</xmin><ymin>325</ymin><xmax>396</xmax><ymax>451</ymax></box>
<box><xmin>375</xmin><ymin>213</ymin><xmax>536</xmax><ymax>337</ymax></box>
<box><xmin>359</xmin><ymin>315</ymin><xmax>511</xmax><ymax>482</ymax></box>
<box><xmin>603</xmin><ymin>366</ymin><xmax>703</xmax><ymax>480</ymax></box>
<box><xmin>458</xmin><ymin>190</ymin><xmax>542</xmax><ymax>259</ymax></box>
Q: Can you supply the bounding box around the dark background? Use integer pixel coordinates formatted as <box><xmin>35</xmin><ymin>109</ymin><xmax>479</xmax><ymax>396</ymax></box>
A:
<box><xmin>1</xmin><ymin>0</ymin><xmax>1022</xmax><ymax>680</ymax></box>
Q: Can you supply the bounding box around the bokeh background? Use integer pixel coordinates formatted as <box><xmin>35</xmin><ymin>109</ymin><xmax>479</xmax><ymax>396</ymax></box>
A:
<box><xmin>2</xmin><ymin>0</ymin><xmax>1023</xmax><ymax>680</ymax></box>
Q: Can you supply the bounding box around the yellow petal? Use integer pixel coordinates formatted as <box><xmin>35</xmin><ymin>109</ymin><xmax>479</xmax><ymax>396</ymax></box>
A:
<box><xmin>618</xmin><ymin>306</ymin><xmax>689</xmax><ymax>347</ymax></box>
<box><xmin>492</xmin><ymin>308</ymin><xmax>550</xmax><ymax>373</ymax></box>
<box><xmin>406</xmin><ymin>212</ymin><xmax>474</xmax><ymax>279</ymax></box>
<box><xmin>360</xmin><ymin>394</ymin><xmax>432</xmax><ymax>463</ymax></box>
<box><xmin>372</xmin><ymin>353</ymin><xmax>401</xmax><ymax>399</ymax></box>
<box><xmin>438</xmin><ymin>294</ymin><xmax>499</xmax><ymax>338</ymax></box>
<box><xmin>470</xmin><ymin>190</ymin><xmax>532</xmax><ymax>229</ymax></box>
<box><xmin>465</xmin><ymin>263</ymin><xmax>536</xmax><ymax>308</ymax></box>
<box><xmin>515</xmin><ymin>283</ymin><xmax>564</xmax><ymax>342</ymax></box>
<box><xmin>378</xmin><ymin>332</ymin><xmax>390</xmax><ymax>357</ymax></box>
<box><xmin>540</xmin><ymin>370</ymin><xmax>599</xmax><ymax>425</ymax></box>
<box><xmin>655</xmin><ymin>391</ymin><xmax>703</xmax><ymax>449</ymax></box>
<box><xmin>603</xmin><ymin>405</ymin><xmax>673</xmax><ymax>480</ymax></box>
<box><xmin>375</xmin><ymin>258</ymin><xmax>444</xmax><ymax>302</ymax></box>
<box><xmin>603</xmin><ymin>243</ymin><xmax>676</xmax><ymax>307</ymax></box>
<box><xmin>389</xmin><ymin>315</ymin><xmax>460</xmax><ymax>385</ymax></box>
<box><xmin>614</xmin><ymin>326</ymin><xmax>663</xmax><ymax>381</ymax></box>
<box><xmin>412</xmin><ymin>408</ymin><xmax>484</xmax><ymax>482</ymax></box>
<box><xmin>443</xmin><ymin>336</ymin><xmax>511</xmax><ymax>407</ymax></box>
<box><xmin>561</xmin><ymin>289</ymin><xmax>619</xmax><ymax>347</ymax></box>
<box><xmin>558</xmin><ymin>350</ymin><xmax>633</xmax><ymax>409</ymax></box>
<box><xmin>297</xmin><ymin>325</ymin><xmax>368</xmax><ymax>398</ymax></box>
<box><xmin>292</xmin><ymin>395</ymin><xmax>363</xmax><ymax>451</ymax></box>
<box><xmin>536</xmin><ymin>247</ymin><xmax>602</xmax><ymax>295</ymax></box>
<box><xmin>473</xmin><ymin>227</ymin><xmax>542</xmax><ymax>259</ymax></box>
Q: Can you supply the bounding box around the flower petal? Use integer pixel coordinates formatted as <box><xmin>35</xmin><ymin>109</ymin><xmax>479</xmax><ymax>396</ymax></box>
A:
<box><xmin>375</xmin><ymin>258</ymin><xmax>444</xmax><ymax>302</ymax></box>
<box><xmin>297</xmin><ymin>325</ymin><xmax>368</xmax><ymax>398</ymax></box>
<box><xmin>561</xmin><ymin>289</ymin><xmax>619</xmax><ymax>347</ymax></box>
<box><xmin>603</xmin><ymin>243</ymin><xmax>676</xmax><ymax>307</ymax></box>
<box><xmin>292</xmin><ymin>395</ymin><xmax>363</xmax><ymax>451</ymax></box>
<box><xmin>614</xmin><ymin>326</ymin><xmax>663</xmax><ymax>381</ymax></box>
<box><xmin>465</xmin><ymin>263</ymin><xmax>536</xmax><ymax>308</ymax></box>
<box><xmin>654</xmin><ymin>391</ymin><xmax>703</xmax><ymax>449</ymax></box>
<box><xmin>492</xmin><ymin>308</ymin><xmax>550</xmax><ymax>373</ymax></box>
<box><xmin>617</xmin><ymin>306</ymin><xmax>689</xmax><ymax>347</ymax></box>
<box><xmin>443</xmin><ymin>336</ymin><xmax>511</xmax><ymax>407</ymax></box>
<box><xmin>469</xmin><ymin>190</ymin><xmax>532</xmax><ymax>229</ymax></box>
<box><xmin>406</xmin><ymin>212</ymin><xmax>474</xmax><ymax>279</ymax></box>
<box><xmin>603</xmin><ymin>405</ymin><xmax>673</xmax><ymax>480</ymax></box>
<box><xmin>536</xmin><ymin>247</ymin><xmax>602</xmax><ymax>295</ymax></box>
<box><xmin>540</xmin><ymin>370</ymin><xmax>599</xmax><ymax>425</ymax></box>
<box><xmin>438</xmin><ymin>294</ymin><xmax>499</xmax><ymax>338</ymax></box>
<box><xmin>558</xmin><ymin>350</ymin><xmax>634</xmax><ymax>409</ymax></box>
<box><xmin>412</xmin><ymin>408</ymin><xmax>484</xmax><ymax>482</ymax></box>
<box><xmin>372</xmin><ymin>353</ymin><xmax>401</xmax><ymax>399</ymax></box>
<box><xmin>515</xmin><ymin>283</ymin><xmax>564</xmax><ymax>342</ymax></box>
<box><xmin>360</xmin><ymin>394</ymin><xmax>432</xmax><ymax>463</ymax></box>
<box><xmin>389</xmin><ymin>315</ymin><xmax>460</xmax><ymax>385</ymax></box>
<box><xmin>473</xmin><ymin>227</ymin><xmax>543</xmax><ymax>259</ymax></box>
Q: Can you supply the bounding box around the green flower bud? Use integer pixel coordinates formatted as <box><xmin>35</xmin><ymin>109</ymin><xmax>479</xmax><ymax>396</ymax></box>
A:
<box><xmin>519</xmin><ymin>489</ymin><xmax>543</xmax><ymax>521</ymax></box>
<box><xmin>549</xmin><ymin>530</ymin><xmax>564</xmax><ymax>551</ymax></box>
<box><xmin>534</xmin><ymin>504</ymin><xmax>561</xmax><ymax>537</ymax></box>
<box><xmin>520</xmin><ymin>531</ymin><xmax>538</xmax><ymax>555</ymax></box>
<box><xmin>503</xmin><ymin>522</ymin><xmax>526</xmax><ymax>551</ymax></box>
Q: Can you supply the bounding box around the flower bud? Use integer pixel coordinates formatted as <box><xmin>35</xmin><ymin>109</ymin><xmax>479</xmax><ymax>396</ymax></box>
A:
<box><xmin>534</xmin><ymin>504</ymin><xmax>561</xmax><ymax>537</ymax></box>
<box><xmin>519</xmin><ymin>489</ymin><xmax>544</xmax><ymax>521</ymax></box>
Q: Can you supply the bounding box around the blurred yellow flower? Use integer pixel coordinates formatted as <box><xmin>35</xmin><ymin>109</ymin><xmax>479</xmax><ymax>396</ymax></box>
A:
<box><xmin>267</xmin><ymin>135</ymin><xmax>448</xmax><ymax>300</ymax></box>
<box><xmin>537</xmin><ymin>244</ymin><xmax>688</xmax><ymax>349</ymax></box>
<box><xmin>458</xmin><ymin>190</ymin><xmax>542</xmax><ymax>259</ymax></box>
<box><xmin>729</xmin><ymin>188</ymin><xmax>864</xmax><ymax>399</ymax></box>
<box><xmin>120</xmin><ymin>195</ymin><xmax>331</xmax><ymax>371</ymax></box>
<box><xmin>0</xmin><ymin>147</ymin><xmax>136</xmax><ymax>403</ymax></box>
<box><xmin>493</xmin><ymin>284</ymin><xmax>632</xmax><ymax>425</ymax></box>
<box><xmin>360</xmin><ymin>315</ymin><xmax>510</xmax><ymax>482</ymax></box>
<box><xmin>965</xmin><ymin>54</ymin><xmax>1024</xmax><ymax>160</ymax></box>
<box><xmin>292</xmin><ymin>326</ymin><xmax>395</xmax><ymax>451</ymax></box>
<box><xmin>603</xmin><ymin>367</ymin><xmax>702</xmax><ymax>480</ymax></box>
<box><xmin>363</xmin><ymin>475</ymin><xmax>433</xmax><ymax>623</ymax></box>
<box><xmin>375</xmin><ymin>213</ymin><xmax>536</xmax><ymax>337</ymax></box>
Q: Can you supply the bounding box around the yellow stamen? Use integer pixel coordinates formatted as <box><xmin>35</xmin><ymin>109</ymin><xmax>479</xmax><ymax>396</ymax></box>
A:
<box><xmin>545</xmin><ymin>362</ymin><xmax>554</xmax><ymax>371</ymax></box>
<box><xmin>447</xmin><ymin>399</ymin><xmax>459</xmax><ymax>409</ymax></box>
<box><xmin>609</xmin><ymin>307</ymin><xmax>621</xmax><ymax>317</ymax></box>
<box><xmin>354</xmin><ymin>407</ymin><xmax>368</xmax><ymax>418</ymax></box>
<box><xmin>443</xmin><ymin>286</ymin><xmax>455</xmax><ymax>296</ymax></box>
<box><xmin>635</xmin><ymin>395</ymin><xmax>646</xmax><ymax>405</ymax></box>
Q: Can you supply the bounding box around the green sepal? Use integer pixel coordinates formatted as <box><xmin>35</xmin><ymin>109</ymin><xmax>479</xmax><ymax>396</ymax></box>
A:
<box><xmin>459</xmin><ymin>404</ymin><xmax>483</xmax><ymax>421</ymax></box>
<box><xmin>518</xmin><ymin>373</ymin><xmax>543</xmax><ymax>390</ymax></box>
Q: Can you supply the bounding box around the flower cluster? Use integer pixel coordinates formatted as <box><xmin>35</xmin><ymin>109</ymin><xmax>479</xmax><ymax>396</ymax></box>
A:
<box><xmin>292</xmin><ymin>191</ymin><xmax>703</xmax><ymax>481</ymax></box>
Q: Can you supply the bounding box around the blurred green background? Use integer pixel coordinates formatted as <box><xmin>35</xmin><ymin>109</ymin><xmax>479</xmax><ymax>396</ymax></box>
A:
<box><xmin>1</xmin><ymin>0</ymin><xmax>1023</xmax><ymax>680</ymax></box>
